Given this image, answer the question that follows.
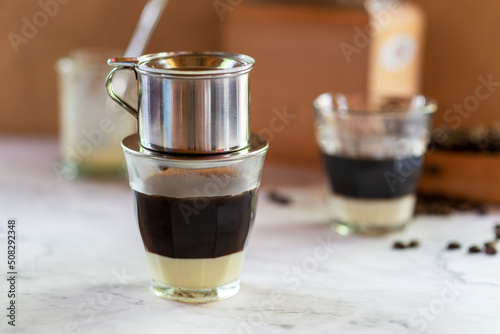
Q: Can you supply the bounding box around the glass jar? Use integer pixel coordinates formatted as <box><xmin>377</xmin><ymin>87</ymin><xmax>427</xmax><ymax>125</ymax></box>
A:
<box><xmin>55</xmin><ymin>48</ymin><xmax>136</xmax><ymax>179</ymax></box>
<box><xmin>313</xmin><ymin>93</ymin><xmax>436</xmax><ymax>235</ymax></box>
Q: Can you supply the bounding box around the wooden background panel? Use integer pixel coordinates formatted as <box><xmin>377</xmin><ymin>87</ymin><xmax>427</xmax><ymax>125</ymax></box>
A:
<box><xmin>222</xmin><ymin>4</ymin><xmax>370</xmax><ymax>169</ymax></box>
<box><xmin>417</xmin><ymin>0</ymin><xmax>500</xmax><ymax>128</ymax></box>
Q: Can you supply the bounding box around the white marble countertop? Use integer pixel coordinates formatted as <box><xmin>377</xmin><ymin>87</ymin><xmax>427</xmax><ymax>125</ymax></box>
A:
<box><xmin>1</xmin><ymin>135</ymin><xmax>500</xmax><ymax>334</ymax></box>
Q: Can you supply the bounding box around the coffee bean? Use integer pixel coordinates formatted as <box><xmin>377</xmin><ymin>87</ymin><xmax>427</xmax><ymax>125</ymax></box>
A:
<box><xmin>447</xmin><ymin>242</ymin><xmax>461</xmax><ymax>250</ymax></box>
<box><xmin>433</xmin><ymin>124</ymin><xmax>500</xmax><ymax>153</ymax></box>
<box><xmin>478</xmin><ymin>205</ymin><xmax>488</xmax><ymax>215</ymax></box>
<box><xmin>484</xmin><ymin>241</ymin><xmax>498</xmax><ymax>255</ymax></box>
<box><xmin>414</xmin><ymin>205</ymin><xmax>426</xmax><ymax>215</ymax></box>
<box><xmin>468</xmin><ymin>245</ymin><xmax>482</xmax><ymax>254</ymax></box>
<box><xmin>456</xmin><ymin>201</ymin><xmax>473</xmax><ymax>212</ymax></box>
<box><xmin>429</xmin><ymin>203</ymin><xmax>445</xmax><ymax>215</ymax></box>
<box><xmin>393</xmin><ymin>241</ymin><xmax>406</xmax><ymax>249</ymax></box>
<box><xmin>437</xmin><ymin>205</ymin><xmax>453</xmax><ymax>215</ymax></box>
<box><xmin>495</xmin><ymin>226</ymin><xmax>500</xmax><ymax>240</ymax></box>
<box><xmin>268</xmin><ymin>191</ymin><xmax>291</xmax><ymax>205</ymax></box>
<box><xmin>408</xmin><ymin>240</ymin><xmax>419</xmax><ymax>248</ymax></box>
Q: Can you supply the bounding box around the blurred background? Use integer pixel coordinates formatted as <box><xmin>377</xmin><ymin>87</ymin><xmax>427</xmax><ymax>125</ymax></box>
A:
<box><xmin>1</xmin><ymin>0</ymin><xmax>499</xmax><ymax>199</ymax></box>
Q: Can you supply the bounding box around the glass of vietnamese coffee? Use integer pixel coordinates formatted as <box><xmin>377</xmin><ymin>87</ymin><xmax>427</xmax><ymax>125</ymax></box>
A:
<box><xmin>313</xmin><ymin>93</ymin><xmax>436</xmax><ymax>235</ymax></box>
<box><xmin>122</xmin><ymin>134</ymin><xmax>268</xmax><ymax>303</ymax></box>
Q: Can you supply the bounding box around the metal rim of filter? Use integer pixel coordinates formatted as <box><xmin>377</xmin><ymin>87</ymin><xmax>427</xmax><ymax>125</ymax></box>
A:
<box><xmin>122</xmin><ymin>133</ymin><xmax>269</xmax><ymax>164</ymax></box>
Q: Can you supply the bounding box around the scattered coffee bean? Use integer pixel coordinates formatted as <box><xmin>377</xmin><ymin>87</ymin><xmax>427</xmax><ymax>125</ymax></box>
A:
<box><xmin>468</xmin><ymin>245</ymin><xmax>482</xmax><ymax>254</ymax></box>
<box><xmin>408</xmin><ymin>240</ymin><xmax>419</xmax><ymax>248</ymax></box>
<box><xmin>495</xmin><ymin>225</ymin><xmax>500</xmax><ymax>239</ymax></box>
<box><xmin>484</xmin><ymin>241</ymin><xmax>498</xmax><ymax>255</ymax></box>
<box><xmin>478</xmin><ymin>205</ymin><xmax>488</xmax><ymax>215</ymax></box>
<box><xmin>393</xmin><ymin>241</ymin><xmax>406</xmax><ymax>249</ymax></box>
<box><xmin>447</xmin><ymin>242</ymin><xmax>461</xmax><ymax>250</ymax></box>
<box><xmin>268</xmin><ymin>191</ymin><xmax>291</xmax><ymax>205</ymax></box>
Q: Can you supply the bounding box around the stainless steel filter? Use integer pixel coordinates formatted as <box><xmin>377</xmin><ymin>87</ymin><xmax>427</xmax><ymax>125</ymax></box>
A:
<box><xmin>105</xmin><ymin>51</ymin><xmax>255</xmax><ymax>154</ymax></box>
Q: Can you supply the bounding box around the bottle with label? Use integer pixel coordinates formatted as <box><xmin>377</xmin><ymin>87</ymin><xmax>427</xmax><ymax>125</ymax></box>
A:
<box><xmin>365</xmin><ymin>0</ymin><xmax>425</xmax><ymax>99</ymax></box>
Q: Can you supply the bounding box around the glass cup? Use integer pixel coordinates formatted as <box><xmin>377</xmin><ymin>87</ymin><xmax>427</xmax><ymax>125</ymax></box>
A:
<box><xmin>122</xmin><ymin>134</ymin><xmax>268</xmax><ymax>303</ymax></box>
<box><xmin>313</xmin><ymin>93</ymin><xmax>437</xmax><ymax>235</ymax></box>
<box><xmin>55</xmin><ymin>48</ymin><xmax>136</xmax><ymax>178</ymax></box>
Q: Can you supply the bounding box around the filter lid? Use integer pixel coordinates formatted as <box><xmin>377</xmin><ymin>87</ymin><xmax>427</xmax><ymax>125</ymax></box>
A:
<box><xmin>109</xmin><ymin>51</ymin><xmax>255</xmax><ymax>78</ymax></box>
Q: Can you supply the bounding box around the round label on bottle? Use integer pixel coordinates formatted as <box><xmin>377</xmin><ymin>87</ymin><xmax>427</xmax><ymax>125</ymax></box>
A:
<box><xmin>379</xmin><ymin>33</ymin><xmax>417</xmax><ymax>71</ymax></box>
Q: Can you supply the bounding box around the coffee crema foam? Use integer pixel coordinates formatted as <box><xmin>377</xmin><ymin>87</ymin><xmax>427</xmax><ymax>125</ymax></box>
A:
<box><xmin>135</xmin><ymin>168</ymin><xmax>255</xmax><ymax>199</ymax></box>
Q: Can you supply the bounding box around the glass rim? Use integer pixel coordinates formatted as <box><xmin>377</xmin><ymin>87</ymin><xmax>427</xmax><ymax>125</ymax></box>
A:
<box><xmin>313</xmin><ymin>92</ymin><xmax>438</xmax><ymax>117</ymax></box>
<box><xmin>56</xmin><ymin>47</ymin><xmax>124</xmax><ymax>74</ymax></box>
